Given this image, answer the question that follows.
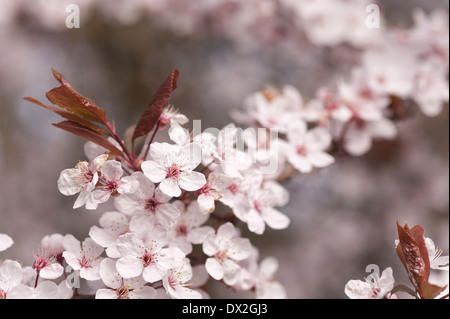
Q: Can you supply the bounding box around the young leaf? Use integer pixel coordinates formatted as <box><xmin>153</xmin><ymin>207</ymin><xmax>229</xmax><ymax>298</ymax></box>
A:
<box><xmin>46</xmin><ymin>69</ymin><xmax>108</xmax><ymax>124</ymax></box>
<box><xmin>52</xmin><ymin>120</ymin><xmax>124</xmax><ymax>157</ymax></box>
<box><xmin>24</xmin><ymin>97</ymin><xmax>110</xmax><ymax>136</ymax></box>
<box><xmin>132</xmin><ymin>69</ymin><xmax>180</xmax><ymax>142</ymax></box>
<box><xmin>395</xmin><ymin>222</ymin><xmax>446</xmax><ymax>299</ymax></box>
<box><xmin>396</xmin><ymin>222</ymin><xmax>428</xmax><ymax>292</ymax></box>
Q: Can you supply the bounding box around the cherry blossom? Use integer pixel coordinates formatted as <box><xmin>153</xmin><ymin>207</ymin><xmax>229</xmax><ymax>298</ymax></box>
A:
<box><xmin>115</xmin><ymin>232</ymin><xmax>185</xmax><ymax>283</ymax></box>
<box><xmin>96</xmin><ymin>258</ymin><xmax>156</xmax><ymax>299</ymax></box>
<box><xmin>255</xmin><ymin>257</ymin><xmax>287</xmax><ymax>299</ymax></box>
<box><xmin>89</xmin><ymin>211</ymin><xmax>130</xmax><ymax>258</ymax></box>
<box><xmin>0</xmin><ymin>260</ymin><xmax>23</xmax><ymax>299</ymax></box>
<box><xmin>167</xmin><ymin>201</ymin><xmax>214</xmax><ymax>254</ymax></box>
<box><xmin>88</xmin><ymin>160</ymin><xmax>139</xmax><ymax>210</ymax></box>
<box><xmin>57</xmin><ymin>154</ymin><xmax>108</xmax><ymax>209</ymax></box>
<box><xmin>162</xmin><ymin>258</ymin><xmax>202</xmax><ymax>299</ymax></box>
<box><xmin>234</xmin><ymin>86</ymin><xmax>304</xmax><ymax>133</ymax></box>
<box><xmin>159</xmin><ymin>105</ymin><xmax>188</xmax><ymax>129</ymax></box>
<box><xmin>425</xmin><ymin>238</ymin><xmax>449</xmax><ymax>271</ymax></box>
<box><xmin>195</xmin><ymin>175</ymin><xmax>222</xmax><ymax>214</ymax></box>
<box><xmin>141</xmin><ymin>142</ymin><xmax>206</xmax><ymax>197</ymax></box>
<box><xmin>345</xmin><ymin>267</ymin><xmax>397</xmax><ymax>299</ymax></box>
<box><xmin>40</xmin><ymin>233</ymin><xmax>65</xmax><ymax>260</ymax></box>
<box><xmin>7</xmin><ymin>281</ymin><xmax>60</xmax><ymax>299</ymax></box>
<box><xmin>32</xmin><ymin>247</ymin><xmax>64</xmax><ymax>280</ymax></box>
<box><xmin>203</xmin><ymin>222</ymin><xmax>252</xmax><ymax>285</ymax></box>
<box><xmin>283</xmin><ymin>120</ymin><xmax>334</xmax><ymax>174</ymax></box>
<box><xmin>114</xmin><ymin>172</ymin><xmax>180</xmax><ymax>228</ymax></box>
<box><xmin>5</xmin><ymin>2</ymin><xmax>448</xmax><ymax>300</ymax></box>
<box><xmin>62</xmin><ymin>235</ymin><xmax>104</xmax><ymax>281</ymax></box>
<box><xmin>233</xmin><ymin>180</ymin><xmax>290</xmax><ymax>235</ymax></box>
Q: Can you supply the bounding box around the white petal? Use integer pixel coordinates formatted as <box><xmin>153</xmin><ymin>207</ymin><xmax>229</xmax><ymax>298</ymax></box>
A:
<box><xmin>57</xmin><ymin>168</ymin><xmax>83</xmax><ymax>195</ymax></box>
<box><xmin>247</xmin><ymin>209</ymin><xmax>265</xmax><ymax>235</ymax></box>
<box><xmin>0</xmin><ymin>260</ymin><xmax>23</xmax><ymax>289</ymax></box>
<box><xmin>89</xmin><ymin>226</ymin><xmax>116</xmax><ymax>248</ymax></box>
<box><xmin>202</xmin><ymin>235</ymin><xmax>217</xmax><ymax>257</ymax></box>
<box><xmin>79</xmin><ymin>265</ymin><xmax>101</xmax><ymax>281</ymax></box>
<box><xmin>205</xmin><ymin>258</ymin><xmax>224</xmax><ymax>280</ymax></box>
<box><xmin>344</xmin><ymin>280</ymin><xmax>372</xmax><ymax>299</ymax></box>
<box><xmin>188</xmin><ymin>226</ymin><xmax>215</xmax><ymax>245</ymax></box>
<box><xmin>0</xmin><ymin>234</ymin><xmax>13</xmax><ymax>252</ymax></box>
<box><xmin>98</xmin><ymin>211</ymin><xmax>129</xmax><ymax>234</ymax></box>
<box><xmin>178</xmin><ymin>171</ymin><xmax>206</xmax><ymax>192</ymax></box>
<box><xmin>156</xmin><ymin>203</ymin><xmax>181</xmax><ymax>227</ymax></box>
<box><xmin>262</xmin><ymin>207</ymin><xmax>290</xmax><ymax>230</ymax></box>
<box><xmin>159</xmin><ymin>178</ymin><xmax>182</xmax><ymax>197</ymax></box>
<box><xmin>217</xmin><ymin>222</ymin><xmax>238</xmax><ymax>241</ymax></box>
<box><xmin>101</xmin><ymin>160</ymin><xmax>123</xmax><ymax>182</ymax></box>
<box><xmin>259</xmin><ymin>257</ymin><xmax>279</xmax><ymax>279</ymax></box>
<box><xmin>306</xmin><ymin>127</ymin><xmax>332</xmax><ymax>151</ymax></box>
<box><xmin>141</xmin><ymin>161</ymin><xmax>167</xmax><ymax>183</ymax></box>
<box><xmin>118</xmin><ymin>175</ymin><xmax>140</xmax><ymax>194</ymax></box>
<box><xmin>99</xmin><ymin>258</ymin><xmax>122</xmax><ymax>289</ymax></box>
<box><xmin>115</xmin><ymin>234</ymin><xmax>143</xmax><ymax>257</ymax></box>
<box><xmin>197</xmin><ymin>194</ymin><xmax>215</xmax><ymax>214</ymax></box>
<box><xmin>39</xmin><ymin>263</ymin><xmax>64</xmax><ymax>280</ymax></box>
<box><xmin>34</xmin><ymin>281</ymin><xmax>59</xmax><ymax>299</ymax></box>
<box><xmin>116</xmin><ymin>256</ymin><xmax>144</xmax><ymax>279</ymax></box>
<box><xmin>345</xmin><ymin>129</ymin><xmax>372</xmax><ymax>156</ymax></box>
<box><xmin>288</xmin><ymin>153</ymin><xmax>313</xmax><ymax>173</ymax></box>
<box><xmin>307</xmin><ymin>151</ymin><xmax>335</xmax><ymax>168</ymax></box>
<box><xmin>62</xmin><ymin>235</ymin><xmax>82</xmax><ymax>256</ymax></box>
<box><xmin>7</xmin><ymin>284</ymin><xmax>33</xmax><ymax>299</ymax></box>
<box><xmin>229</xmin><ymin>238</ymin><xmax>252</xmax><ymax>261</ymax></box>
<box><xmin>222</xmin><ymin>259</ymin><xmax>241</xmax><ymax>286</ymax></box>
<box><xmin>62</xmin><ymin>251</ymin><xmax>81</xmax><ymax>271</ymax></box>
<box><xmin>129</xmin><ymin>286</ymin><xmax>157</xmax><ymax>299</ymax></box>
<box><xmin>82</xmin><ymin>238</ymin><xmax>104</xmax><ymax>259</ymax></box>
<box><xmin>142</xmin><ymin>264</ymin><xmax>164</xmax><ymax>283</ymax></box>
<box><xmin>96</xmin><ymin>289</ymin><xmax>118</xmax><ymax>299</ymax></box>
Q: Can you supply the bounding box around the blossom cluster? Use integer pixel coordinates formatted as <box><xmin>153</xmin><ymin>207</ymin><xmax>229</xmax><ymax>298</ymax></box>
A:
<box><xmin>1</xmin><ymin>67</ymin><xmax>289</xmax><ymax>299</ymax></box>
<box><xmin>345</xmin><ymin>222</ymin><xmax>448</xmax><ymax>299</ymax></box>
<box><xmin>0</xmin><ymin>1</ymin><xmax>448</xmax><ymax>300</ymax></box>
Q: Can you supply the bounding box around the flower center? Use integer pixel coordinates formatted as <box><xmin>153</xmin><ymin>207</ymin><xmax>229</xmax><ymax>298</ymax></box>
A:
<box><xmin>370</xmin><ymin>287</ymin><xmax>381</xmax><ymax>298</ymax></box>
<box><xmin>105</xmin><ymin>180</ymin><xmax>119</xmax><ymax>194</ymax></box>
<box><xmin>116</xmin><ymin>286</ymin><xmax>130</xmax><ymax>299</ymax></box>
<box><xmin>168</xmin><ymin>275</ymin><xmax>178</xmax><ymax>290</ymax></box>
<box><xmin>144</xmin><ymin>198</ymin><xmax>160</xmax><ymax>214</ymax></box>
<box><xmin>32</xmin><ymin>254</ymin><xmax>49</xmax><ymax>271</ymax></box>
<box><xmin>176</xmin><ymin>224</ymin><xmax>189</xmax><ymax>237</ymax></box>
<box><xmin>296</xmin><ymin>145</ymin><xmax>307</xmax><ymax>156</ymax></box>
<box><xmin>80</xmin><ymin>257</ymin><xmax>92</xmax><ymax>269</ymax></box>
<box><xmin>141</xmin><ymin>252</ymin><xmax>155</xmax><ymax>267</ymax></box>
<box><xmin>253</xmin><ymin>200</ymin><xmax>262</xmax><ymax>213</ymax></box>
<box><xmin>166</xmin><ymin>165</ymin><xmax>180</xmax><ymax>178</ymax></box>
<box><xmin>228</xmin><ymin>183</ymin><xmax>239</xmax><ymax>195</ymax></box>
<box><xmin>0</xmin><ymin>290</ymin><xmax>7</xmax><ymax>299</ymax></box>
<box><xmin>215</xmin><ymin>250</ymin><xmax>228</xmax><ymax>262</ymax></box>
<box><xmin>433</xmin><ymin>247</ymin><xmax>443</xmax><ymax>261</ymax></box>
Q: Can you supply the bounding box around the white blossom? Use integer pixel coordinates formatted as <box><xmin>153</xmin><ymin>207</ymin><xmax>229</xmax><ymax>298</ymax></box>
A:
<box><xmin>203</xmin><ymin>222</ymin><xmax>252</xmax><ymax>285</ymax></box>
<box><xmin>142</xmin><ymin>142</ymin><xmax>206</xmax><ymax>197</ymax></box>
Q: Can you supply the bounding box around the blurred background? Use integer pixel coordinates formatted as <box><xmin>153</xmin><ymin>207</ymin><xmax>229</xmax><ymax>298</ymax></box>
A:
<box><xmin>0</xmin><ymin>0</ymin><xmax>448</xmax><ymax>298</ymax></box>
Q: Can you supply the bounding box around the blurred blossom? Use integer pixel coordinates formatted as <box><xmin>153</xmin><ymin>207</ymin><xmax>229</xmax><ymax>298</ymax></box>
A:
<box><xmin>0</xmin><ymin>0</ymin><xmax>448</xmax><ymax>299</ymax></box>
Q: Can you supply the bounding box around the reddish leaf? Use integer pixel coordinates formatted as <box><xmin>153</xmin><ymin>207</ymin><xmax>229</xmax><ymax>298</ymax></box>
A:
<box><xmin>396</xmin><ymin>222</ymin><xmax>445</xmax><ymax>298</ymax></box>
<box><xmin>52</xmin><ymin>121</ymin><xmax>124</xmax><ymax>157</ymax></box>
<box><xmin>46</xmin><ymin>69</ymin><xmax>108</xmax><ymax>124</ymax></box>
<box><xmin>420</xmin><ymin>281</ymin><xmax>447</xmax><ymax>299</ymax></box>
<box><xmin>24</xmin><ymin>97</ymin><xmax>110</xmax><ymax>136</ymax></box>
<box><xmin>132</xmin><ymin>69</ymin><xmax>180</xmax><ymax>141</ymax></box>
<box><xmin>396</xmin><ymin>222</ymin><xmax>428</xmax><ymax>292</ymax></box>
